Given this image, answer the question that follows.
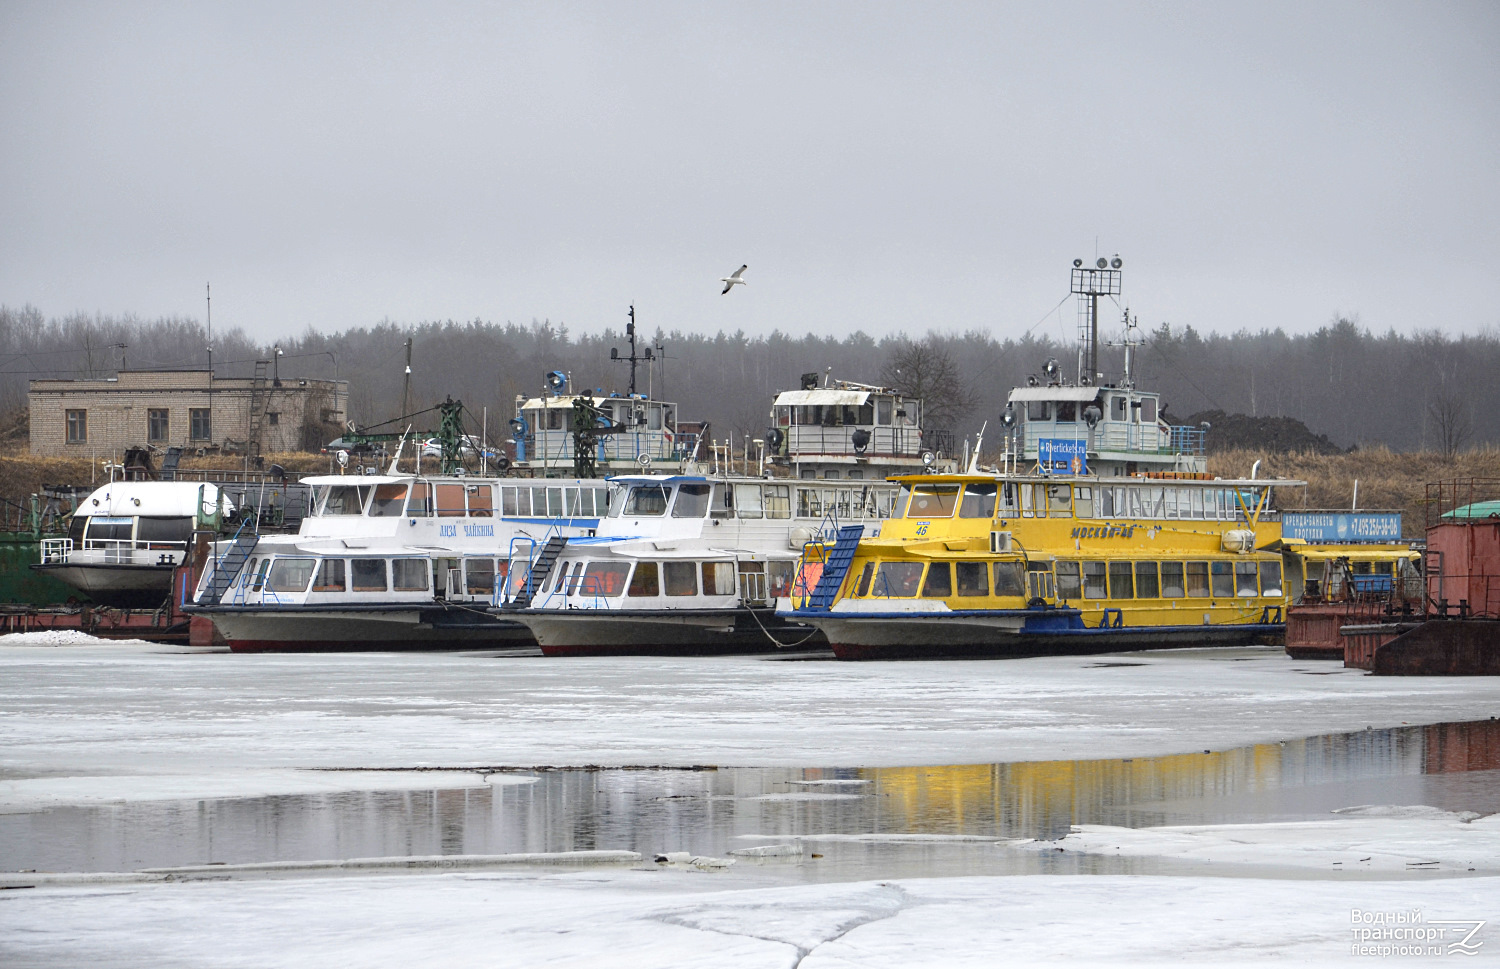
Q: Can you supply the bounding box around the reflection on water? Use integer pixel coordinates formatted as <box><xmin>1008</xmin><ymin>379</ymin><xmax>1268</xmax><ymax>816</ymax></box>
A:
<box><xmin>4</xmin><ymin>719</ymin><xmax>1498</xmax><ymax>878</ymax></box>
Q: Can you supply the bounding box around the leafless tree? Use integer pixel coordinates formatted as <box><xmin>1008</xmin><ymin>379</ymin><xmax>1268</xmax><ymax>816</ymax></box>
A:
<box><xmin>1428</xmin><ymin>391</ymin><xmax>1472</xmax><ymax>458</ymax></box>
<box><xmin>879</xmin><ymin>337</ymin><xmax>977</xmax><ymax>432</ymax></box>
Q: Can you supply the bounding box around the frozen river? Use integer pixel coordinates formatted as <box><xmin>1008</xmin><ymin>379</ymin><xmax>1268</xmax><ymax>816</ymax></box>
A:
<box><xmin>3</xmin><ymin>638</ymin><xmax>1499</xmax><ymax>965</ymax></box>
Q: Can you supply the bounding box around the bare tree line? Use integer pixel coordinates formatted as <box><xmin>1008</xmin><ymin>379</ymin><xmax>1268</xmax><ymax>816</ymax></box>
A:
<box><xmin>2</xmin><ymin>304</ymin><xmax>1496</xmax><ymax>454</ymax></box>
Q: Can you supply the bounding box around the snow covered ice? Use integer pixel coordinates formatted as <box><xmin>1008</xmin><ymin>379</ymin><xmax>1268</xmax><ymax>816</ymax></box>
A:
<box><xmin>1</xmin><ymin>637</ymin><xmax>1498</xmax><ymax>965</ymax></box>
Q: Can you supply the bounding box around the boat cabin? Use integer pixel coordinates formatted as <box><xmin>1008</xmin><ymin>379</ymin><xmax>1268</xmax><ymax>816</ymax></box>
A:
<box><xmin>1004</xmin><ymin>384</ymin><xmax>1205</xmax><ymax>477</ymax></box>
<box><xmin>512</xmin><ymin>390</ymin><xmax>689</xmax><ymax>474</ymax></box>
<box><xmin>41</xmin><ymin>482</ymin><xmax>233</xmax><ymax>570</ymax></box>
<box><xmin>769</xmin><ymin>379</ymin><xmax>934</xmax><ymax>478</ymax></box>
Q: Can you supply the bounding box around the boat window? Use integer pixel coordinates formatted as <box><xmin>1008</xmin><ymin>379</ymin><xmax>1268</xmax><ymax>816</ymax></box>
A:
<box><xmin>467</xmin><ymin>484</ymin><xmax>494</xmax><ymax>518</ymax></box>
<box><xmin>435</xmin><ymin>484</ymin><xmax>466</xmax><ymax>518</ymax></box>
<box><xmin>1046</xmin><ymin>484</ymin><xmax>1073</xmax><ymax>517</ymax></box>
<box><xmin>267</xmin><ymin>557</ymin><xmax>316</xmax><ymax>594</ymax></box>
<box><xmin>313</xmin><ymin>558</ymin><xmax>346</xmax><ymax>593</ymax></box>
<box><xmin>351</xmin><ymin>558</ymin><xmax>388</xmax><ymax>592</ymax></box>
<box><xmin>391</xmin><ymin>559</ymin><xmax>428</xmax><ymax>593</ymax></box>
<box><xmin>624</xmin><ymin>485</ymin><xmax>670</xmax><ymax>517</ymax></box>
<box><xmin>1161</xmin><ymin>562</ymin><xmax>1186</xmax><ymax>597</ymax></box>
<box><xmin>1082</xmin><ymin>561</ymin><xmax>1107</xmax><ymax>599</ymax></box>
<box><xmin>959</xmin><ymin>483</ymin><xmax>997</xmax><ymax>519</ymax></box>
<box><xmin>956</xmin><ymin>562</ymin><xmax>988</xmax><ymax>597</ymax></box>
<box><xmin>1108</xmin><ymin>561</ymin><xmax>1134</xmax><ymax>599</ymax></box>
<box><xmin>873</xmin><ymin>561</ymin><xmax>924</xmax><ymax>597</ymax></box>
<box><xmin>1211</xmin><ymin>561</ymin><xmax>1235</xmax><ymax>597</ymax></box>
<box><xmin>1057</xmin><ymin>401</ymin><xmax>1077</xmax><ymax>422</ymax></box>
<box><xmin>1026</xmin><ymin>401</ymin><xmax>1050</xmax><ymax>421</ymax></box>
<box><xmin>605</xmin><ymin>486</ymin><xmax>628</xmax><ymax>518</ymax></box>
<box><xmin>465</xmin><ymin>559</ymin><xmax>495</xmax><ymax>596</ymax></box>
<box><xmin>1135</xmin><ymin>562</ymin><xmax>1159</xmax><ymax>598</ymax></box>
<box><xmin>1099</xmin><ymin>488</ymin><xmax>1114</xmax><ymax>517</ymax></box>
<box><xmin>546</xmin><ymin>487</ymin><xmax>564</xmax><ymax>517</ymax></box>
<box><xmin>582</xmin><ymin>562</ymin><xmax>629</xmax><ymax>597</ymax></box>
<box><xmin>993</xmin><ymin>561</ymin><xmax>1025</xmax><ymax>597</ymax></box>
<box><xmin>1259</xmin><ymin>562</ymin><xmax>1283</xmax><ymax>597</ymax></box>
<box><xmin>567</xmin><ymin>488</ymin><xmax>589</xmax><ymax>517</ymax></box>
<box><xmin>907</xmin><ymin>485</ymin><xmax>960</xmax><ymax>519</ymax></box>
<box><xmin>1028</xmin><ymin>563</ymin><xmax>1056</xmax><ymax>600</ymax></box>
<box><xmin>877</xmin><ymin>397</ymin><xmax>893</xmax><ymax>424</ymax></box>
<box><xmin>137</xmin><ymin>517</ymin><xmax>192</xmax><ymax>544</ymax></box>
<box><xmin>627</xmin><ymin>562</ymin><xmax>660</xmax><ymax>597</ymax></box>
<box><xmin>1235</xmin><ymin>561</ymin><xmax>1259</xmax><ymax>597</ymax></box>
<box><xmin>662</xmin><ymin>561</ymin><xmax>697</xmax><ymax>596</ymax></box>
<box><xmin>596</xmin><ymin>488</ymin><xmax>611</xmax><ymax>516</ymax></box>
<box><xmin>1185</xmin><ymin>562</ymin><xmax>1210</xmax><ymax>597</ymax></box>
<box><xmin>893</xmin><ymin>485</ymin><xmax>913</xmax><ymax>518</ymax></box>
<box><xmin>309</xmin><ymin>485</ymin><xmax>329</xmax><ymax>515</ymax></box>
<box><xmin>922</xmin><ymin>562</ymin><xmax>952</xmax><ymax>597</ymax></box>
<box><xmin>1055</xmin><ymin>561</ymin><xmax>1082</xmax><ymax>600</ymax></box>
<box><xmin>855</xmin><ymin>562</ymin><xmax>876</xmax><ymax>597</ymax></box>
<box><xmin>672</xmin><ymin>484</ymin><xmax>711</xmax><ymax>518</ymax></box>
<box><xmin>998</xmin><ymin>483</ymin><xmax>1019</xmax><ymax>516</ymax></box>
<box><xmin>702</xmin><ymin>561</ymin><xmax>736</xmax><ymax>596</ymax></box>
<box><xmin>324</xmin><ymin>485</ymin><xmax>370</xmax><ymax>516</ymax></box>
<box><xmin>553</xmin><ymin>561</ymin><xmax>579</xmax><ymax>594</ymax></box>
<box><xmin>1073</xmin><ymin>487</ymin><xmax>1094</xmax><ymax>519</ymax></box>
<box><xmin>1112</xmin><ymin>396</ymin><xmax>1128</xmax><ymax>420</ymax></box>
<box><xmin>797</xmin><ymin>488</ymin><xmax>823</xmax><ymax>518</ymax></box>
<box><xmin>369</xmin><ymin>484</ymin><xmax>409</xmax><ymax>517</ymax></box>
<box><xmin>768</xmin><ymin>561</ymin><xmax>794</xmax><ymax>597</ymax></box>
<box><xmin>1140</xmin><ymin>398</ymin><xmax>1157</xmax><ymax>423</ymax></box>
<box><xmin>764</xmin><ymin>485</ymin><xmax>791</xmax><ymax>519</ymax></box>
<box><xmin>251</xmin><ymin>558</ymin><xmax>271</xmax><ymax>592</ymax></box>
<box><xmin>1163</xmin><ymin>488</ymin><xmax>1180</xmax><ymax>519</ymax></box>
<box><xmin>406</xmin><ymin>482</ymin><xmax>433</xmax><ymax>517</ymax></box>
<box><xmin>734</xmin><ymin>484</ymin><xmax>764</xmax><ymax>519</ymax></box>
<box><xmin>240</xmin><ymin>557</ymin><xmax>259</xmax><ymax>589</ymax></box>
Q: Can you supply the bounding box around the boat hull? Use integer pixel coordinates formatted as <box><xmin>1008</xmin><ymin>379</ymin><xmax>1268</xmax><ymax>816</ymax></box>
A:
<box><xmin>29</xmin><ymin>563</ymin><xmax>175</xmax><ymax>609</ymax></box>
<box><xmin>195</xmin><ymin>605</ymin><xmax>534</xmax><ymax>653</ymax></box>
<box><xmin>793</xmin><ymin>609</ymin><xmax>1282</xmax><ymax>660</ymax></box>
<box><xmin>514</xmin><ymin>607</ymin><xmax>826</xmax><ymax>656</ymax></box>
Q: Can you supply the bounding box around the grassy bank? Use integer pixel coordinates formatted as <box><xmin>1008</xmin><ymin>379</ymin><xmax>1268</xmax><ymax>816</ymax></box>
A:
<box><xmin>1208</xmin><ymin>446</ymin><xmax>1500</xmax><ymax>537</ymax></box>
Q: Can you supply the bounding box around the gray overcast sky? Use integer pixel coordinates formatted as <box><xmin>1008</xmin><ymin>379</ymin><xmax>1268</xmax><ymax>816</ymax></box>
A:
<box><xmin>2</xmin><ymin>1</ymin><xmax>1497</xmax><ymax>344</ymax></box>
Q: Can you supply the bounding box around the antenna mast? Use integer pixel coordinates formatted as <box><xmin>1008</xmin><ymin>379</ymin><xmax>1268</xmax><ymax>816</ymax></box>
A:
<box><xmin>611</xmin><ymin>304</ymin><xmax>654</xmax><ymax>396</ymax></box>
<box><xmin>205</xmin><ymin>282</ymin><xmax>213</xmax><ymax>375</ymax></box>
<box><xmin>1070</xmin><ymin>255</ymin><xmax>1122</xmax><ymax>385</ymax></box>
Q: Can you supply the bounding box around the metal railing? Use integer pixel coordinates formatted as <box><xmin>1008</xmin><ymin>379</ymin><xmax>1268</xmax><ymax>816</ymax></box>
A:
<box><xmin>783</xmin><ymin>425</ymin><xmax>922</xmax><ymax>459</ymax></box>
<box><xmin>39</xmin><ymin>537</ymin><xmax>187</xmax><ymax>566</ymax></box>
<box><xmin>1019</xmin><ymin>423</ymin><xmax>1206</xmax><ymax>457</ymax></box>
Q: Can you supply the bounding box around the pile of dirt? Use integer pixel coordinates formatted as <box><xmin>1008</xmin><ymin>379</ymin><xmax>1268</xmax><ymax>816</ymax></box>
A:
<box><xmin>1178</xmin><ymin>410</ymin><xmax>1344</xmax><ymax>455</ymax></box>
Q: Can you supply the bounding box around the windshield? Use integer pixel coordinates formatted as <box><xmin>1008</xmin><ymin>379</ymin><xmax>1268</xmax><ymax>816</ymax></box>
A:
<box><xmin>323</xmin><ymin>485</ymin><xmax>370</xmax><ymax>516</ymax></box>
<box><xmin>369</xmin><ymin>483</ymin><xmax>409</xmax><ymax>517</ymax></box>
<box><xmin>623</xmin><ymin>485</ymin><xmax>670</xmax><ymax>517</ymax></box>
<box><xmin>905</xmin><ymin>484</ymin><xmax>960</xmax><ymax>519</ymax></box>
<box><xmin>672</xmin><ymin>484</ymin><xmax>711</xmax><ymax>518</ymax></box>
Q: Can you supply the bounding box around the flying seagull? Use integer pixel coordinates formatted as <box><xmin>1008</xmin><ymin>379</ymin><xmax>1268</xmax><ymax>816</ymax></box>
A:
<box><xmin>720</xmin><ymin>264</ymin><xmax>747</xmax><ymax>295</ymax></box>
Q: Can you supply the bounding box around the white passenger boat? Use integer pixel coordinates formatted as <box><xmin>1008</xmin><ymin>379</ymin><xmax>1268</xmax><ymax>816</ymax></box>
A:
<box><xmin>188</xmin><ymin>473</ymin><xmax>611</xmax><ymax>651</ymax></box>
<box><xmin>33</xmin><ymin>482</ymin><xmax>236</xmax><ymax>608</ymax></box>
<box><xmin>501</xmin><ymin>472</ymin><xmax>901</xmax><ymax>655</ymax></box>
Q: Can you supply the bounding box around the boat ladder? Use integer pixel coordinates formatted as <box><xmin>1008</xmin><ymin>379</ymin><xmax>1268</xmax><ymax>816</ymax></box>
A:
<box><xmin>200</xmin><ymin>521</ymin><xmax>259</xmax><ymax>605</ymax></box>
<box><xmin>804</xmin><ymin>524</ymin><xmax>864</xmax><ymax>612</ymax></box>
<box><xmin>512</xmin><ymin>535</ymin><xmax>568</xmax><ymax>608</ymax></box>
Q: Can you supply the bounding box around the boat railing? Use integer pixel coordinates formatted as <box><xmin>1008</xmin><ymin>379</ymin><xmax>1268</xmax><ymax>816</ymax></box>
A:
<box><xmin>41</xmin><ymin>537</ymin><xmax>189</xmax><ymax>565</ymax></box>
<box><xmin>782</xmin><ymin>424</ymin><xmax>922</xmax><ymax>460</ymax></box>
<box><xmin>1017</xmin><ymin>422</ymin><xmax>1206</xmax><ymax>457</ymax></box>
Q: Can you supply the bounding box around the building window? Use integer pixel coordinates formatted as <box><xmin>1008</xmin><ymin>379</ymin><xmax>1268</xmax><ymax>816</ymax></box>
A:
<box><xmin>66</xmin><ymin>409</ymin><xmax>87</xmax><ymax>444</ymax></box>
<box><xmin>267</xmin><ymin>411</ymin><xmax>279</xmax><ymax>425</ymax></box>
<box><xmin>148</xmin><ymin>408</ymin><xmax>169</xmax><ymax>443</ymax></box>
<box><xmin>190</xmin><ymin>408</ymin><xmax>212</xmax><ymax>441</ymax></box>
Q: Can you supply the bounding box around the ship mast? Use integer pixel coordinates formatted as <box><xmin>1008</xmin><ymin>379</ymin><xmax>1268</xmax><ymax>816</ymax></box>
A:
<box><xmin>1071</xmin><ymin>255</ymin><xmax>1123</xmax><ymax>386</ymax></box>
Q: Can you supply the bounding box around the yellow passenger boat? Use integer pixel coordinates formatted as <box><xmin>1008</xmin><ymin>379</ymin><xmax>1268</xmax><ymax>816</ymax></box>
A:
<box><xmin>786</xmin><ymin>472</ymin><xmax>1297</xmax><ymax>659</ymax></box>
